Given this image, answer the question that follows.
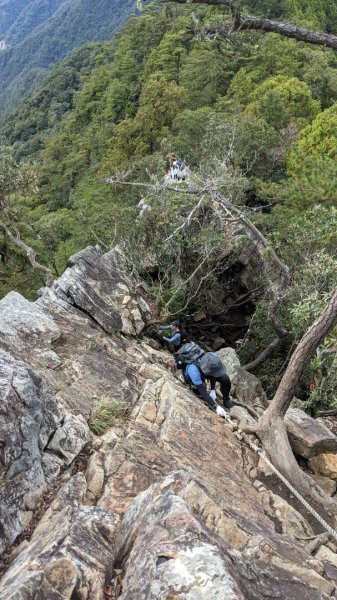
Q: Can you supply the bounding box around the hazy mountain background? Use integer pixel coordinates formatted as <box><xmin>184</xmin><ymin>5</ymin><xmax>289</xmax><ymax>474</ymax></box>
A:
<box><xmin>0</xmin><ymin>0</ymin><xmax>135</xmax><ymax>113</ymax></box>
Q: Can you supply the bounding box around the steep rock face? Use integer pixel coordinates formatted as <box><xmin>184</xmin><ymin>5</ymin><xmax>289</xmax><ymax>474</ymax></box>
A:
<box><xmin>219</xmin><ymin>347</ymin><xmax>267</xmax><ymax>408</ymax></box>
<box><xmin>0</xmin><ymin>474</ymin><xmax>119</xmax><ymax>600</ymax></box>
<box><xmin>0</xmin><ymin>349</ymin><xmax>90</xmax><ymax>554</ymax></box>
<box><xmin>0</xmin><ymin>245</ymin><xmax>336</xmax><ymax>598</ymax></box>
<box><xmin>41</xmin><ymin>246</ymin><xmax>149</xmax><ymax>336</ymax></box>
<box><xmin>115</xmin><ymin>472</ymin><xmax>325</xmax><ymax>600</ymax></box>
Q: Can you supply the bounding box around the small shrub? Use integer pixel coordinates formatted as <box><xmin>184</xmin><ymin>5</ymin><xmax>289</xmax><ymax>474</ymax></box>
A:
<box><xmin>88</xmin><ymin>396</ymin><xmax>127</xmax><ymax>435</ymax></box>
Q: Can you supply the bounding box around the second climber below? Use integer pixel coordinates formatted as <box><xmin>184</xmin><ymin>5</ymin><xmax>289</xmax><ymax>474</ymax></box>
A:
<box><xmin>158</xmin><ymin>320</ymin><xmax>183</xmax><ymax>351</ymax></box>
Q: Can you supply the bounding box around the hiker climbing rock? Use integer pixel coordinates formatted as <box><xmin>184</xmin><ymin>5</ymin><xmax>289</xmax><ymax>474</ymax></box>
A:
<box><xmin>159</xmin><ymin>320</ymin><xmax>182</xmax><ymax>350</ymax></box>
<box><xmin>174</xmin><ymin>342</ymin><xmax>234</xmax><ymax>417</ymax></box>
<box><xmin>152</xmin><ymin>320</ymin><xmax>183</xmax><ymax>352</ymax></box>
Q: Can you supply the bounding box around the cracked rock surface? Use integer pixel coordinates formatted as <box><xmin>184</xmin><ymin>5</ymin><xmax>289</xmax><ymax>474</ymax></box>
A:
<box><xmin>0</xmin><ymin>246</ymin><xmax>336</xmax><ymax>599</ymax></box>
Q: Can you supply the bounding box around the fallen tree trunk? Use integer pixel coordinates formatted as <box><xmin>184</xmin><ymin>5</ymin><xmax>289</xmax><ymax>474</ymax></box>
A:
<box><xmin>163</xmin><ymin>0</ymin><xmax>337</xmax><ymax>50</ymax></box>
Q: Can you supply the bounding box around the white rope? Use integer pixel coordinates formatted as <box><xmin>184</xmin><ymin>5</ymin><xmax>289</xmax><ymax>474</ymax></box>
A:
<box><xmin>166</xmin><ymin>156</ymin><xmax>337</xmax><ymax>542</ymax></box>
<box><xmin>224</xmin><ymin>414</ymin><xmax>337</xmax><ymax>543</ymax></box>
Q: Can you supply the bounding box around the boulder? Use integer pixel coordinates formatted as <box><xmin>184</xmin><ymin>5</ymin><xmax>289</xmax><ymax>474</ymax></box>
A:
<box><xmin>316</xmin><ymin>545</ymin><xmax>337</xmax><ymax>570</ymax></box>
<box><xmin>218</xmin><ymin>347</ymin><xmax>241</xmax><ymax>377</ymax></box>
<box><xmin>218</xmin><ymin>348</ymin><xmax>267</xmax><ymax>408</ymax></box>
<box><xmin>40</xmin><ymin>246</ymin><xmax>149</xmax><ymax>336</ymax></box>
<box><xmin>114</xmin><ymin>471</ymin><xmax>326</xmax><ymax>600</ymax></box>
<box><xmin>193</xmin><ymin>310</ymin><xmax>206</xmax><ymax>322</ymax></box>
<box><xmin>47</xmin><ymin>412</ymin><xmax>91</xmax><ymax>464</ymax></box>
<box><xmin>285</xmin><ymin>408</ymin><xmax>337</xmax><ymax>459</ymax></box>
<box><xmin>0</xmin><ymin>291</ymin><xmax>60</xmax><ymax>356</ymax></box>
<box><xmin>230</xmin><ymin>405</ymin><xmax>256</xmax><ymax>428</ymax></box>
<box><xmin>309</xmin><ymin>453</ymin><xmax>337</xmax><ymax>480</ymax></box>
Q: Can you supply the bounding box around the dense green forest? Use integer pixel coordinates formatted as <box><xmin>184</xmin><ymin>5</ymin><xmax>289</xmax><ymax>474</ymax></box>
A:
<box><xmin>0</xmin><ymin>0</ymin><xmax>66</xmax><ymax>44</ymax></box>
<box><xmin>0</xmin><ymin>0</ymin><xmax>135</xmax><ymax>113</ymax></box>
<box><xmin>0</xmin><ymin>0</ymin><xmax>30</xmax><ymax>36</ymax></box>
<box><xmin>1</xmin><ymin>0</ymin><xmax>337</xmax><ymax>409</ymax></box>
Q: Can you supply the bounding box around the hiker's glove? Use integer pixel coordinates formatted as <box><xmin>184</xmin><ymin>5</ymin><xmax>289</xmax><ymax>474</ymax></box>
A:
<box><xmin>216</xmin><ymin>405</ymin><xmax>227</xmax><ymax>418</ymax></box>
<box><xmin>209</xmin><ymin>390</ymin><xmax>216</xmax><ymax>401</ymax></box>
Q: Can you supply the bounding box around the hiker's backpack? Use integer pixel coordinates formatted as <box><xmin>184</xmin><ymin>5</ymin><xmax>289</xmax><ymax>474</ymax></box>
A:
<box><xmin>174</xmin><ymin>342</ymin><xmax>205</xmax><ymax>366</ymax></box>
<box><xmin>198</xmin><ymin>353</ymin><xmax>226</xmax><ymax>378</ymax></box>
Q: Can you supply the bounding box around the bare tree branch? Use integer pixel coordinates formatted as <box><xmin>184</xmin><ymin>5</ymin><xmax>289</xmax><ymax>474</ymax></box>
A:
<box><xmin>164</xmin><ymin>196</ymin><xmax>205</xmax><ymax>242</ymax></box>
<box><xmin>243</xmin><ymin>337</ymin><xmax>285</xmax><ymax>372</ymax></box>
<box><xmin>0</xmin><ymin>219</ymin><xmax>53</xmax><ymax>287</ymax></box>
<box><xmin>107</xmin><ymin>177</ymin><xmax>290</xmax><ymax>282</ymax></box>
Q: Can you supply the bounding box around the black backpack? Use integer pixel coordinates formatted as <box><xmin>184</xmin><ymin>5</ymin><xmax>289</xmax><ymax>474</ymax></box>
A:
<box><xmin>174</xmin><ymin>342</ymin><xmax>205</xmax><ymax>367</ymax></box>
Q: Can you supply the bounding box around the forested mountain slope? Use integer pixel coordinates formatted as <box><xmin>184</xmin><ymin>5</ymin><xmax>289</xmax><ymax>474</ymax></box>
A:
<box><xmin>1</xmin><ymin>0</ymin><xmax>337</xmax><ymax>410</ymax></box>
<box><xmin>0</xmin><ymin>0</ymin><xmax>66</xmax><ymax>45</ymax></box>
<box><xmin>0</xmin><ymin>0</ymin><xmax>135</xmax><ymax>113</ymax></box>
<box><xmin>0</xmin><ymin>0</ymin><xmax>29</xmax><ymax>37</ymax></box>
<box><xmin>2</xmin><ymin>6</ymin><xmax>337</xmax><ymax>592</ymax></box>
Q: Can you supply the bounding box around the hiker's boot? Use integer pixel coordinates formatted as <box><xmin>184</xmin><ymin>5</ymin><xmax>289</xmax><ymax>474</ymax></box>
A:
<box><xmin>223</xmin><ymin>398</ymin><xmax>235</xmax><ymax>409</ymax></box>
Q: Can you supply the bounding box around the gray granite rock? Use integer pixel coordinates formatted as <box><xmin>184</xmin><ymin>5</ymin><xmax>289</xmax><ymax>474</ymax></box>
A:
<box><xmin>47</xmin><ymin>412</ymin><xmax>91</xmax><ymax>464</ymax></box>
<box><xmin>114</xmin><ymin>472</ymin><xmax>326</xmax><ymax>600</ymax></box>
<box><xmin>0</xmin><ymin>291</ymin><xmax>60</xmax><ymax>356</ymax></box>
<box><xmin>0</xmin><ymin>349</ymin><xmax>90</xmax><ymax>553</ymax></box>
<box><xmin>0</xmin><ymin>474</ymin><xmax>119</xmax><ymax>600</ymax></box>
<box><xmin>218</xmin><ymin>348</ymin><xmax>267</xmax><ymax>408</ymax></box>
<box><xmin>285</xmin><ymin>408</ymin><xmax>337</xmax><ymax>459</ymax></box>
<box><xmin>0</xmin><ymin>246</ymin><xmax>334</xmax><ymax>599</ymax></box>
<box><xmin>41</xmin><ymin>246</ymin><xmax>149</xmax><ymax>336</ymax></box>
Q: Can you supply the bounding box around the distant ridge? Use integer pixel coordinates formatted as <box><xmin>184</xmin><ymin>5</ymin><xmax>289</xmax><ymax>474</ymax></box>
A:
<box><xmin>0</xmin><ymin>0</ymin><xmax>135</xmax><ymax>114</ymax></box>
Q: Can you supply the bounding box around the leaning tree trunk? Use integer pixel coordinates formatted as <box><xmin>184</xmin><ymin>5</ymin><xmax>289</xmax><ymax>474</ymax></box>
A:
<box><xmin>253</xmin><ymin>290</ymin><xmax>337</xmax><ymax>521</ymax></box>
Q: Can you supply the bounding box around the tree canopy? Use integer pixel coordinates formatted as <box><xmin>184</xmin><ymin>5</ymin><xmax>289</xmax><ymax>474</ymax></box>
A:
<box><xmin>0</xmin><ymin>0</ymin><xmax>337</xmax><ymax>413</ymax></box>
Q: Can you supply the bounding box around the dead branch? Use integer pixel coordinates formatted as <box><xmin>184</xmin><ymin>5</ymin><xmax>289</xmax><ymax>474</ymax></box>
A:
<box><xmin>243</xmin><ymin>336</ymin><xmax>285</xmax><ymax>371</ymax></box>
<box><xmin>164</xmin><ymin>196</ymin><xmax>205</xmax><ymax>242</ymax></box>
<box><xmin>315</xmin><ymin>408</ymin><xmax>337</xmax><ymax>417</ymax></box>
<box><xmin>107</xmin><ymin>178</ymin><xmax>290</xmax><ymax>283</ymax></box>
<box><xmin>0</xmin><ymin>220</ymin><xmax>53</xmax><ymax>287</ymax></box>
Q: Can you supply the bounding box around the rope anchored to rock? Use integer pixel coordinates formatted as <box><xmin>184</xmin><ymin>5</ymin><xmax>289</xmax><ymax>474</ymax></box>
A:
<box><xmin>224</xmin><ymin>413</ymin><xmax>337</xmax><ymax>544</ymax></box>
